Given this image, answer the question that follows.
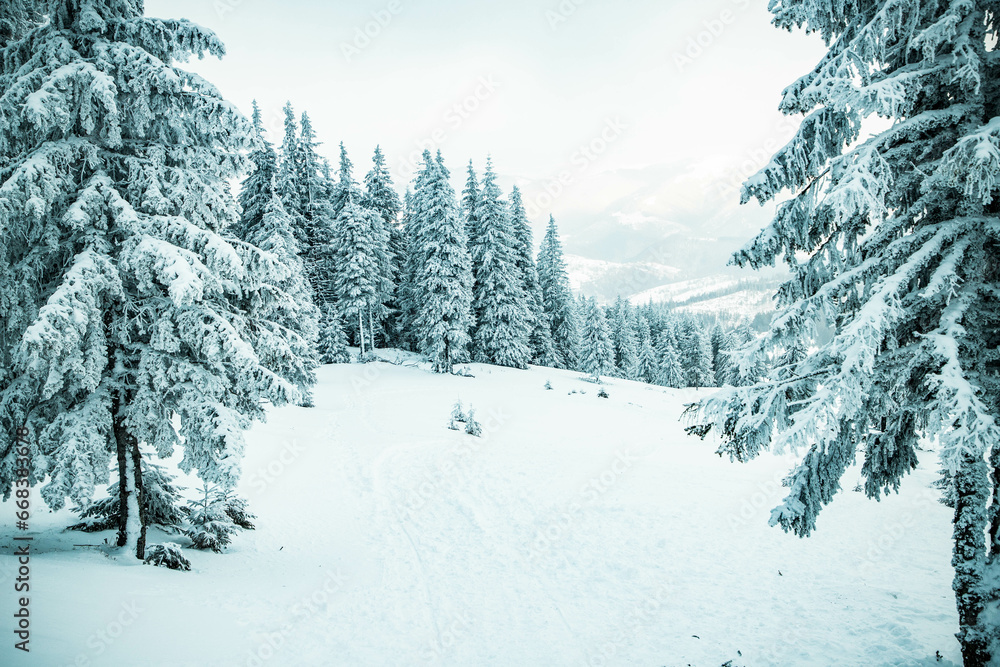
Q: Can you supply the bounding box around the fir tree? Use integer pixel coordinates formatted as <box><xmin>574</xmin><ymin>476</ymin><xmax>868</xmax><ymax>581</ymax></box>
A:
<box><xmin>329</xmin><ymin>142</ymin><xmax>355</xmax><ymax>219</ymax></box>
<box><xmin>469</xmin><ymin>159</ymin><xmax>530</xmax><ymax>368</ymax></box>
<box><xmin>237</xmin><ymin>190</ymin><xmax>320</xmax><ymax>406</ymax></box>
<box><xmin>686</xmin><ymin>2</ymin><xmax>1000</xmax><ymax>661</ymax></box>
<box><xmin>537</xmin><ymin>216</ymin><xmax>579</xmax><ymax>370</ymax></box>
<box><xmin>609</xmin><ymin>297</ymin><xmax>640</xmax><ymax>380</ymax></box>
<box><xmin>462</xmin><ymin>161</ymin><xmax>481</xmax><ymax>243</ymax></box>
<box><xmin>510</xmin><ymin>186</ymin><xmax>557</xmax><ymax>367</ymax></box>
<box><xmin>328</xmin><ymin>190</ymin><xmax>392</xmax><ymax>357</ymax></box>
<box><xmin>655</xmin><ymin>335</ymin><xmax>685</xmax><ymax>389</ymax></box>
<box><xmin>409</xmin><ymin>152</ymin><xmax>474</xmax><ymax>373</ymax></box>
<box><xmin>580</xmin><ymin>298</ymin><xmax>615</xmax><ymax>382</ymax></box>
<box><xmin>636</xmin><ymin>315</ymin><xmax>658</xmax><ymax>384</ymax></box>
<box><xmin>233</xmin><ymin>101</ymin><xmax>277</xmax><ymax>241</ymax></box>
<box><xmin>275</xmin><ymin>103</ymin><xmax>302</xmax><ymax>227</ymax></box>
<box><xmin>363</xmin><ymin>146</ymin><xmax>404</xmax><ymax>347</ymax></box>
<box><xmin>0</xmin><ymin>0</ymin><xmax>301</xmax><ymax>558</ymax></box>
<box><xmin>318</xmin><ymin>305</ymin><xmax>351</xmax><ymax>365</ymax></box>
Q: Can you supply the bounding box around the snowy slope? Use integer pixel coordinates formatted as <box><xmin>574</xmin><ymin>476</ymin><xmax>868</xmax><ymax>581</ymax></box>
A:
<box><xmin>1</xmin><ymin>355</ymin><xmax>959</xmax><ymax>666</ymax></box>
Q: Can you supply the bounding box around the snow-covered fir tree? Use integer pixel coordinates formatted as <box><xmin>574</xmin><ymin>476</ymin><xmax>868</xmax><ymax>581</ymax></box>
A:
<box><xmin>685</xmin><ymin>327</ymin><xmax>716</xmax><ymax>389</ymax></box>
<box><xmin>537</xmin><ymin>215</ymin><xmax>579</xmax><ymax>370</ymax></box>
<box><xmin>635</xmin><ymin>315</ymin><xmax>658</xmax><ymax>384</ymax></box>
<box><xmin>580</xmin><ymin>298</ymin><xmax>615</xmax><ymax>382</ymax></box>
<box><xmin>469</xmin><ymin>159</ymin><xmax>531</xmax><ymax>368</ymax></box>
<box><xmin>329</xmin><ymin>142</ymin><xmax>355</xmax><ymax>220</ymax></box>
<box><xmin>687</xmin><ymin>2</ymin><xmax>1000</xmax><ymax>661</ymax></box>
<box><xmin>655</xmin><ymin>334</ymin><xmax>685</xmax><ymax>389</ymax></box>
<box><xmin>609</xmin><ymin>297</ymin><xmax>640</xmax><ymax>380</ymax></box>
<box><xmin>237</xmin><ymin>189</ymin><xmax>319</xmax><ymax>406</ymax></box>
<box><xmin>509</xmin><ymin>186</ymin><xmax>557</xmax><ymax>367</ymax></box>
<box><xmin>318</xmin><ymin>304</ymin><xmax>351</xmax><ymax>365</ymax></box>
<box><xmin>462</xmin><ymin>161</ymin><xmax>481</xmax><ymax>244</ymax></box>
<box><xmin>363</xmin><ymin>146</ymin><xmax>404</xmax><ymax>346</ymax></box>
<box><xmin>0</xmin><ymin>0</ymin><xmax>301</xmax><ymax>559</ymax></box>
<box><xmin>409</xmin><ymin>152</ymin><xmax>474</xmax><ymax>373</ymax></box>
<box><xmin>275</xmin><ymin>102</ymin><xmax>303</xmax><ymax>231</ymax></box>
<box><xmin>328</xmin><ymin>189</ymin><xmax>392</xmax><ymax>357</ymax></box>
<box><xmin>233</xmin><ymin>101</ymin><xmax>276</xmax><ymax>241</ymax></box>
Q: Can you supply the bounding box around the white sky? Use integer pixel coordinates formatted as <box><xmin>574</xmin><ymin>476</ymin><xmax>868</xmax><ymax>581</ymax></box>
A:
<box><xmin>146</xmin><ymin>0</ymin><xmax>827</xmax><ymax>247</ymax></box>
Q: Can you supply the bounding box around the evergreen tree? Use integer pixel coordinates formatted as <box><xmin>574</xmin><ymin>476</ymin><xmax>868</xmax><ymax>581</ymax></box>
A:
<box><xmin>686</xmin><ymin>2</ymin><xmax>1000</xmax><ymax>661</ymax></box>
<box><xmin>462</xmin><ymin>161</ymin><xmax>481</xmax><ymax>243</ymax></box>
<box><xmin>0</xmin><ymin>0</ymin><xmax>301</xmax><ymax>559</ymax></box>
<box><xmin>293</xmin><ymin>113</ymin><xmax>335</xmax><ymax>307</ymax></box>
<box><xmin>510</xmin><ymin>186</ymin><xmax>557</xmax><ymax>367</ymax></box>
<box><xmin>238</xmin><ymin>190</ymin><xmax>320</xmax><ymax>405</ymax></box>
<box><xmin>0</xmin><ymin>0</ymin><xmax>41</xmax><ymax>47</ymax></box>
<box><xmin>537</xmin><ymin>216</ymin><xmax>579</xmax><ymax>370</ymax></box>
<box><xmin>468</xmin><ymin>159</ymin><xmax>530</xmax><ymax>369</ymax></box>
<box><xmin>329</xmin><ymin>142</ymin><xmax>355</xmax><ymax>219</ymax></box>
<box><xmin>328</xmin><ymin>190</ymin><xmax>392</xmax><ymax>357</ymax></box>
<box><xmin>363</xmin><ymin>146</ymin><xmax>404</xmax><ymax>347</ymax></box>
<box><xmin>580</xmin><ymin>298</ymin><xmax>615</xmax><ymax>381</ymax></box>
<box><xmin>233</xmin><ymin>101</ymin><xmax>276</xmax><ymax>241</ymax></box>
<box><xmin>687</xmin><ymin>328</ymin><xmax>716</xmax><ymax>389</ymax></box>
<box><xmin>710</xmin><ymin>324</ymin><xmax>735</xmax><ymax>387</ymax></box>
<box><xmin>635</xmin><ymin>315</ymin><xmax>658</xmax><ymax>384</ymax></box>
<box><xmin>409</xmin><ymin>152</ymin><xmax>474</xmax><ymax>373</ymax></box>
<box><xmin>655</xmin><ymin>335</ymin><xmax>685</xmax><ymax>389</ymax></box>
<box><xmin>609</xmin><ymin>297</ymin><xmax>640</xmax><ymax>380</ymax></box>
<box><xmin>318</xmin><ymin>305</ymin><xmax>351</xmax><ymax>365</ymax></box>
<box><xmin>275</xmin><ymin>103</ymin><xmax>302</xmax><ymax>227</ymax></box>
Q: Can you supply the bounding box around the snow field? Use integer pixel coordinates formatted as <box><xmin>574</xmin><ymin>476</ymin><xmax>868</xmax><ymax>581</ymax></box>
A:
<box><xmin>1</xmin><ymin>356</ymin><xmax>959</xmax><ymax>666</ymax></box>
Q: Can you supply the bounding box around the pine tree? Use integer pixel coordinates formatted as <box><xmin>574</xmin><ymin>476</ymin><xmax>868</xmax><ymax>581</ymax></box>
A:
<box><xmin>537</xmin><ymin>216</ymin><xmax>579</xmax><ymax>370</ymax></box>
<box><xmin>636</xmin><ymin>315</ymin><xmax>658</xmax><ymax>384</ymax></box>
<box><xmin>655</xmin><ymin>335</ymin><xmax>685</xmax><ymax>389</ymax></box>
<box><xmin>329</xmin><ymin>142</ymin><xmax>355</xmax><ymax>219</ymax></box>
<box><xmin>328</xmin><ymin>190</ymin><xmax>392</xmax><ymax>358</ymax></box>
<box><xmin>686</xmin><ymin>2</ymin><xmax>1000</xmax><ymax>661</ymax></box>
<box><xmin>293</xmin><ymin>113</ymin><xmax>335</xmax><ymax>307</ymax></box>
<box><xmin>233</xmin><ymin>101</ymin><xmax>277</xmax><ymax>241</ymax></box>
<box><xmin>318</xmin><ymin>304</ymin><xmax>351</xmax><ymax>365</ymax></box>
<box><xmin>0</xmin><ymin>0</ymin><xmax>301</xmax><ymax>559</ymax></box>
<box><xmin>710</xmin><ymin>324</ymin><xmax>735</xmax><ymax>388</ymax></box>
<box><xmin>275</xmin><ymin>103</ymin><xmax>303</xmax><ymax>228</ymax></box>
<box><xmin>469</xmin><ymin>159</ymin><xmax>530</xmax><ymax>368</ymax></box>
<box><xmin>363</xmin><ymin>146</ymin><xmax>404</xmax><ymax>348</ymax></box>
<box><xmin>580</xmin><ymin>298</ymin><xmax>615</xmax><ymax>382</ymax></box>
<box><xmin>609</xmin><ymin>297</ymin><xmax>639</xmax><ymax>380</ymax></box>
<box><xmin>510</xmin><ymin>186</ymin><xmax>557</xmax><ymax>367</ymax></box>
<box><xmin>462</xmin><ymin>161</ymin><xmax>481</xmax><ymax>243</ymax></box>
<box><xmin>237</xmin><ymin>190</ymin><xmax>320</xmax><ymax>406</ymax></box>
<box><xmin>409</xmin><ymin>152</ymin><xmax>473</xmax><ymax>373</ymax></box>
<box><xmin>687</xmin><ymin>328</ymin><xmax>716</xmax><ymax>389</ymax></box>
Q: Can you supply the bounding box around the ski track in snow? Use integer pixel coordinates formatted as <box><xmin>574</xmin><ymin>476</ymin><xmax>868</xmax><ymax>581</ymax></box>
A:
<box><xmin>0</xmin><ymin>357</ymin><xmax>962</xmax><ymax>666</ymax></box>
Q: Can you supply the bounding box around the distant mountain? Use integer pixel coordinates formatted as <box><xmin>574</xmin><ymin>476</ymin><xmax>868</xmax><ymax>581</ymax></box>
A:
<box><xmin>629</xmin><ymin>274</ymin><xmax>783</xmax><ymax>321</ymax></box>
<box><xmin>565</xmin><ymin>255</ymin><xmax>682</xmax><ymax>304</ymax></box>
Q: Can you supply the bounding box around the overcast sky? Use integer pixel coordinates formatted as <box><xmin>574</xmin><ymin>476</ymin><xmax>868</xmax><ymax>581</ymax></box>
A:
<box><xmin>146</xmin><ymin>0</ymin><xmax>827</xmax><ymax>248</ymax></box>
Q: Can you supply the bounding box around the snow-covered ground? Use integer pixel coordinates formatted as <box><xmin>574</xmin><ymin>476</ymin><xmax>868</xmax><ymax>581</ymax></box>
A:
<box><xmin>1</xmin><ymin>355</ymin><xmax>959</xmax><ymax>666</ymax></box>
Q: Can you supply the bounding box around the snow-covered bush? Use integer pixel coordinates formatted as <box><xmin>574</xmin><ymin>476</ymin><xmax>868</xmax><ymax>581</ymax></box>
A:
<box><xmin>144</xmin><ymin>543</ymin><xmax>191</xmax><ymax>572</ymax></box>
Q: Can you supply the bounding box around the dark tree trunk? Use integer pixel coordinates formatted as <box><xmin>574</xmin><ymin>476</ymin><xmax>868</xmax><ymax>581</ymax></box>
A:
<box><xmin>952</xmin><ymin>451</ymin><xmax>990</xmax><ymax>666</ymax></box>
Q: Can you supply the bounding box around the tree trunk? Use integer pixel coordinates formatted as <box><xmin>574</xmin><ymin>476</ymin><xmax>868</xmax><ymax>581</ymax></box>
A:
<box><xmin>369</xmin><ymin>309</ymin><xmax>375</xmax><ymax>353</ymax></box>
<box><xmin>112</xmin><ymin>392</ymin><xmax>145</xmax><ymax>560</ymax></box>
<box><xmin>952</xmin><ymin>451</ymin><xmax>990</xmax><ymax>665</ymax></box>
<box><xmin>358</xmin><ymin>311</ymin><xmax>366</xmax><ymax>358</ymax></box>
